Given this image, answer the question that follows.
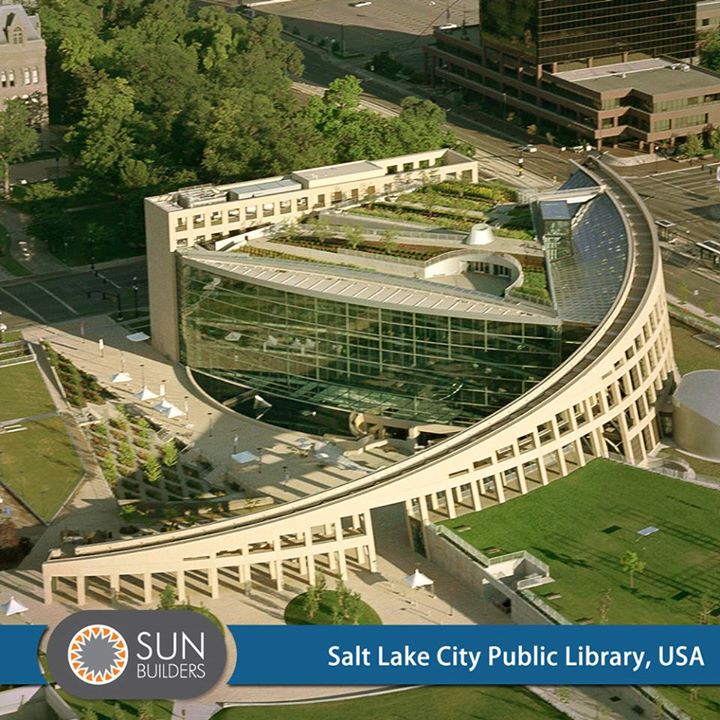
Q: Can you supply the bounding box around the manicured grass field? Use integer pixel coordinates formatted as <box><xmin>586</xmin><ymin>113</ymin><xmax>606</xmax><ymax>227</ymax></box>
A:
<box><xmin>60</xmin><ymin>693</ymin><xmax>173</xmax><ymax>720</ymax></box>
<box><xmin>285</xmin><ymin>589</ymin><xmax>382</xmax><ymax>625</ymax></box>
<box><xmin>671</xmin><ymin>321</ymin><xmax>720</xmax><ymax>374</ymax></box>
<box><xmin>213</xmin><ymin>686</ymin><xmax>567</xmax><ymax>720</ymax></box>
<box><xmin>0</xmin><ymin>416</ymin><xmax>83</xmax><ymax>520</ymax></box>
<box><xmin>0</xmin><ymin>360</ymin><xmax>56</xmax><ymax>422</ymax></box>
<box><xmin>661</xmin><ymin>685</ymin><xmax>720</xmax><ymax>720</ymax></box>
<box><xmin>442</xmin><ymin>459</ymin><xmax>720</xmax><ymax>624</ymax></box>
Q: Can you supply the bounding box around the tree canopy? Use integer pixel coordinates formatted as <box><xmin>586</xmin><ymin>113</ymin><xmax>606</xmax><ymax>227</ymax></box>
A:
<box><xmin>40</xmin><ymin>0</ymin><xmax>469</xmax><ymax>193</ymax></box>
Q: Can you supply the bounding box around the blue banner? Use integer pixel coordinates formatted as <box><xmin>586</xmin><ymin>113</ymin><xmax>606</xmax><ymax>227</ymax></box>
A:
<box><xmin>0</xmin><ymin>626</ymin><xmax>46</xmax><ymax>685</ymax></box>
<box><xmin>228</xmin><ymin>625</ymin><xmax>720</xmax><ymax>685</ymax></box>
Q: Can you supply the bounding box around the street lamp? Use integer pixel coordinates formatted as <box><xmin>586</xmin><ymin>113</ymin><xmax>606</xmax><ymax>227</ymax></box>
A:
<box><xmin>233</xmin><ymin>434</ymin><xmax>239</xmax><ymax>455</ymax></box>
<box><xmin>131</xmin><ymin>275</ymin><xmax>139</xmax><ymax>318</ymax></box>
<box><xmin>257</xmin><ymin>446</ymin><xmax>263</xmax><ymax>474</ymax></box>
<box><xmin>282</xmin><ymin>464</ymin><xmax>289</xmax><ymax>484</ymax></box>
<box><xmin>208</xmin><ymin>412</ymin><xmax>213</xmax><ymax>437</ymax></box>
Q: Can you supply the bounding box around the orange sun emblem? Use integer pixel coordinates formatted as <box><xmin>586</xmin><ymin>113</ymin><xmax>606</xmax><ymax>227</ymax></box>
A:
<box><xmin>67</xmin><ymin>624</ymin><xmax>129</xmax><ymax>685</ymax></box>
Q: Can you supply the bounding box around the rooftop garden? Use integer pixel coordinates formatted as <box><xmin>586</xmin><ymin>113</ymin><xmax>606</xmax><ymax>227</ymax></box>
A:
<box><xmin>442</xmin><ymin>459</ymin><xmax>720</xmax><ymax>626</ymax></box>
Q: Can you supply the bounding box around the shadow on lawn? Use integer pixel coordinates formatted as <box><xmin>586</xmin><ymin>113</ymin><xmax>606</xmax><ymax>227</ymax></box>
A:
<box><xmin>533</xmin><ymin>547</ymin><xmax>591</xmax><ymax>569</ymax></box>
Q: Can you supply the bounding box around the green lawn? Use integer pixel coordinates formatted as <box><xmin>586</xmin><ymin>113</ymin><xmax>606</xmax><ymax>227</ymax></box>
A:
<box><xmin>442</xmin><ymin>459</ymin><xmax>720</xmax><ymax>624</ymax></box>
<box><xmin>671</xmin><ymin>321</ymin><xmax>720</xmax><ymax>374</ymax></box>
<box><xmin>285</xmin><ymin>589</ymin><xmax>382</xmax><ymax>625</ymax></box>
<box><xmin>60</xmin><ymin>693</ymin><xmax>172</xmax><ymax>720</ymax></box>
<box><xmin>0</xmin><ymin>416</ymin><xmax>83</xmax><ymax>520</ymax></box>
<box><xmin>213</xmin><ymin>686</ymin><xmax>567</xmax><ymax>720</ymax></box>
<box><xmin>661</xmin><ymin>685</ymin><xmax>720</xmax><ymax>720</ymax></box>
<box><xmin>0</xmin><ymin>360</ymin><xmax>56</xmax><ymax>422</ymax></box>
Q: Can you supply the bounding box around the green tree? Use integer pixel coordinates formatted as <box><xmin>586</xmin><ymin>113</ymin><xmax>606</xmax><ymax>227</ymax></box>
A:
<box><xmin>597</xmin><ymin>588</ymin><xmax>612</xmax><ymax>624</ymax></box>
<box><xmin>700</xmin><ymin>29</ymin><xmax>720</xmax><ymax>72</ymax></box>
<box><xmin>144</xmin><ymin>455</ymin><xmax>162</xmax><ymax>483</ymax></box>
<box><xmin>158</xmin><ymin>583</ymin><xmax>177</xmax><ymax>610</ymax></box>
<box><xmin>620</xmin><ymin>550</ymin><xmax>646</xmax><ymax>589</ymax></box>
<box><xmin>302</xmin><ymin>584</ymin><xmax>320</xmax><ymax>620</ymax></box>
<box><xmin>380</xmin><ymin>229</ymin><xmax>399</xmax><ymax>255</ymax></box>
<box><xmin>344</xmin><ymin>590</ymin><xmax>363</xmax><ymax>624</ymax></box>
<box><xmin>81</xmin><ymin>710</ymin><xmax>99</xmax><ymax>720</ymax></box>
<box><xmin>345</xmin><ymin>225</ymin><xmax>363</xmax><ymax>249</ymax></box>
<box><xmin>65</xmin><ymin>75</ymin><xmax>139</xmax><ymax>183</ymax></box>
<box><xmin>162</xmin><ymin>439</ymin><xmax>178</xmax><ymax>468</ymax></box>
<box><xmin>0</xmin><ymin>99</ymin><xmax>39</xmax><ymax>198</ymax></box>
<box><xmin>117</xmin><ymin>440</ymin><xmax>135</xmax><ymax>468</ymax></box>
<box><xmin>679</xmin><ymin>133</ymin><xmax>705</xmax><ymax>158</ymax></box>
<box><xmin>137</xmin><ymin>702</ymin><xmax>154</xmax><ymax>720</ymax></box>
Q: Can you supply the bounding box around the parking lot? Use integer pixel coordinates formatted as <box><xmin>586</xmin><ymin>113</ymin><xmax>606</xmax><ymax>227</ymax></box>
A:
<box><xmin>260</xmin><ymin>0</ymin><xmax>479</xmax><ymax>68</ymax></box>
<box><xmin>0</xmin><ymin>260</ymin><xmax>148</xmax><ymax>330</ymax></box>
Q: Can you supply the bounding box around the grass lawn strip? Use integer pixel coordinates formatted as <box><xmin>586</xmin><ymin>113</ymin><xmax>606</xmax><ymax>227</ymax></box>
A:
<box><xmin>0</xmin><ymin>360</ymin><xmax>56</xmax><ymax>422</ymax></box>
<box><xmin>0</xmin><ymin>416</ymin><xmax>83</xmax><ymax>520</ymax></box>
<box><xmin>442</xmin><ymin>459</ymin><xmax>720</xmax><ymax>625</ymax></box>
<box><xmin>214</xmin><ymin>686</ymin><xmax>567</xmax><ymax>720</ymax></box>
<box><xmin>671</xmin><ymin>321</ymin><xmax>720</xmax><ymax>374</ymax></box>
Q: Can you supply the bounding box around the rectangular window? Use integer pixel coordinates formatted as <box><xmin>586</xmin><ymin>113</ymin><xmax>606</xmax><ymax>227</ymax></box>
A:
<box><xmin>23</xmin><ymin>68</ymin><xmax>30</xmax><ymax>85</ymax></box>
<box><xmin>175</xmin><ymin>218</ymin><xmax>187</xmax><ymax>231</ymax></box>
<box><xmin>31</xmin><ymin>67</ymin><xmax>38</xmax><ymax>84</ymax></box>
<box><xmin>262</xmin><ymin>202</ymin><xmax>274</xmax><ymax>217</ymax></box>
<box><xmin>331</xmin><ymin>191</ymin><xmax>343</xmax><ymax>204</ymax></box>
<box><xmin>210</xmin><ymin>211</ymin><xmax>223</xmax><ymax>225</ymax></box>
<box><xmin>387</xmin><ymin>165</ymin><xmax>397</xmax><ymax>174</ymax></box>
<box><xmin>297</xmin><ymin>197</ymin><xmax>308</xmax><ymax>211</ymax></box>
<box><xmin>314</xmin><ymin>194</ymin><xmax>325</xmax><ymax>208</ymax></box>
<box><xmin>192</xmin><ymin>214</ymin><xmax>204</xmax><ymax>228</ymax></box>
<box><xmin>279</xmin><ymin>199</ymin><xmax>292</xmax><ymax>214</ymax></box>
<box><xmin>245</xmin><ymin>205</ymin><xmax>257</xmax><ymax>220</ymax></box>
<box><xmin>228</xmin><ymin>209</ymin><xmax>240</xmax><ymax>223</ymax></box>
<box><xmin>403</xmin><ymin>162</ymin><xmax>414</xmax><ymax>172</ymax></box>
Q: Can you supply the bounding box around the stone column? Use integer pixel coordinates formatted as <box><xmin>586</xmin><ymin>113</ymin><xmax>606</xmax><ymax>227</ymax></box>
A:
<box><xmin>143</xmin><ymin>573</ymin><xmax>153</xmax><ymax>605</ymax></box>
<box><xmin>176</xmin><ymin>570</ymin><xmax>186</xmax><ymax>603</ymax></box>
<box><xmin>77</xmin><ymin>576</ymin><xmax>86</xmax><ymax>606</ymax></box>
<box><xmin>208</xmin><ymin>565</ymin><xmax>219</xmax><ymax>599</ymax></box>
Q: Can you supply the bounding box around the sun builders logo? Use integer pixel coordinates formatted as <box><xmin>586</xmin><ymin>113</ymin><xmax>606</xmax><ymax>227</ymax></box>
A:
<box><xmin>47</xmin><ymin>611</ymin><xmax>226</xmax><ymax>699</ymax></box>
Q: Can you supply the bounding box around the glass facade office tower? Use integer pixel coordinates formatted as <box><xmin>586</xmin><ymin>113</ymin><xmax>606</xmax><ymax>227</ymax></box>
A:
<box><xmin>178</xmin><ymin>262</ymin><xmax>564</xmax><ymax>427</ymax></box>
<box><xmin>480</xmin><ymin>0</ymin><xmax>697</xmax><ymax>63</ymax></box>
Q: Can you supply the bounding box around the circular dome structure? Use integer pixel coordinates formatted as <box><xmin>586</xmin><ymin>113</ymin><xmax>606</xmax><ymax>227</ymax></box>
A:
<box><xmin>465</xmin><ymin>222</ymin><xmax>495</xmax><ymax>246</ymax></box>
<box><xmin>672</xmin><ymin>370</ymin><xmax>720</xmax><ymax>461</ymax></box>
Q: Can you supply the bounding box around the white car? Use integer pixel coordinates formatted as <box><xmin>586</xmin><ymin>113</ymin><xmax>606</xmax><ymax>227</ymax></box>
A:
<box><xmin>520</xmin><ymin>144</ymin><xmax>538</xmax><ymax>153</ymax></box>
<box><xmin>350</xmin><ymin>1</ymin><xmax>372</xmax><ymax>7</ymax></box>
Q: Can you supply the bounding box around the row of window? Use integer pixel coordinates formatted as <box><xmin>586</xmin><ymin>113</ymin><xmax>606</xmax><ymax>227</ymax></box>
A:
<box><xmin>0</xmin><ymin>66</ymin><xmax>40</xmax><ymax>88</ymax></box>
<box><xmin>173</xmin><ymin>172</ymin><xmax>474</xmax><ymax>233</ymax></box>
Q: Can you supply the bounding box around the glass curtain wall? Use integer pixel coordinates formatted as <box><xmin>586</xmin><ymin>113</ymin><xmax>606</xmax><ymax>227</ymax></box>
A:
<box><xmin>480</xmin><ymin>0</ymin><xmax>696</xmax><ymax>64</ymax></box>
<box><xmin>179</xmin><ymin>263</ymin><xmax>563</xmax><ymax>426</ymax></box>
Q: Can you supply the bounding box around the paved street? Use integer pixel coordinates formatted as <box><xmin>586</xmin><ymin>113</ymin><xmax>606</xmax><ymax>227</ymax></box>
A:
<box><xmin>629</xmin><ymin>164</ymin><xmax>720</xmax><ymax>245</ymax></box>
<box><xmin>0</xmin><ymin>259</ymin><xmax>148</xmax><ymax>329</ymax></box>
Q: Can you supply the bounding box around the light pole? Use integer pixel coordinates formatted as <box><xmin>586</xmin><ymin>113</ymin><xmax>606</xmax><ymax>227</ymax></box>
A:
<box><xmin>131</xmin><ymin>275</ymin><xmax>139</xmax><ymax>318</ymax></box>
<box><xmin>282</xmin><ymin>464</ymin><xmax>289</xmax><ymax>484</ymax></box>
<box><xmin>233</xmin><ymin>434</ymin><xmax>239</xmax><ymax>455</ymax></box>
<box><xmin>257</xmin><ymin>446</ymin><xmax>263</xmax><ymax>475</ymax></box>
<box><xmin>208</xmin><ymin>412</ymin><xmax>213</xmax><ymax>437</ymax></box>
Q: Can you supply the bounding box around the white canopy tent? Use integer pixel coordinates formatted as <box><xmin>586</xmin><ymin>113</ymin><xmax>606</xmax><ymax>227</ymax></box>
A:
<box><xmin>111</xmin><ymin>372</ymin><xmax>132</xmax><ymax>384</ymax></box>
<box><xmin>403</xmin><ymin>569</ymin><xmax>434</xmax><ymax>591</ymax></box>
<box><xmin>127</xmin><ymin>331</ymin><xmax>150</xmax><ymax>342</ymax></box>
<box><xmin>136</xmin><ymin>386</ymin><xmax>158</xmax><ymax>401</ymax></box>
<box><xmin>154</xmin><ymin>399</ymin><xmax>185</xmax><ymax>419</ymax></box>
<box><xmin>2</xmin><ymin>596</ymin><xmax>28</xmax><ymax>616</ymax></box>
<box><xmin>232</xmin><ymin>451</ymin><xmax>259</xmax><ymax>465</ymax></box>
